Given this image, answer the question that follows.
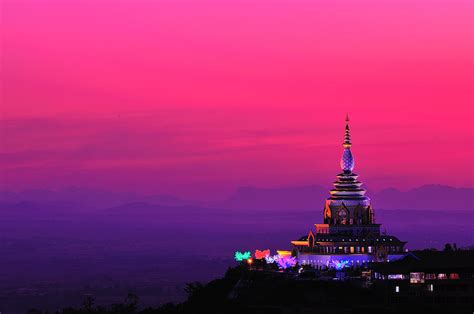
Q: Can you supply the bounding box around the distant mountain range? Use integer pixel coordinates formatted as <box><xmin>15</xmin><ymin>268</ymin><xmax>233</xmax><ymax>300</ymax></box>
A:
<box><xmin>0</xmin><ymin>185</ymin><xmax>472</xmax><ymax>252</ymax></box>
<box><xmin>373</xmin><ymin>185</ymin><xmax>473</xmax><ymax>211</ymax></box>
<box><xmin>0</xmin><ymin>187</ymin><xmax>195</xmax><ymax>211</ymax></box>
<box><xmin>0</xmin><ymin>184</ymin><xmax>472</xmax><ymax>212</ymax></box>
<box><xmin>215</xmin><ymin>185</ymin><xmax>326</xmax><ymax>211</ymax></box>
<box><xmin>217</xmin><ymin>184</ymin><xmax>474</xmax><ymax>211</ymax></box>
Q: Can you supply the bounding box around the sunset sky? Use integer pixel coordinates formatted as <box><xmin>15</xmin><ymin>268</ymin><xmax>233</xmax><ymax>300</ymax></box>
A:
<box><xmin>2</xmin><ymin>0</ymin><xmax>473</xmax><ymax>200</ymax></box>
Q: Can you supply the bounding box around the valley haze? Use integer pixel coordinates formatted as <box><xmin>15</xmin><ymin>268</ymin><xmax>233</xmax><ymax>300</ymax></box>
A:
<box><xmin>0</xmin><ymin>183</ymin><xmax>472</xmax><ymax>312</ymax></box>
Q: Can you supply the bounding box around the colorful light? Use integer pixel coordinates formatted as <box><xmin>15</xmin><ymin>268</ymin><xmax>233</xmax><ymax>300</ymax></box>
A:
<box><xmin>276</xmin><ymin>256</ymin><xmax>297</xmax><ymax>269</ymax></box>
<box><xmin>264</xmin><ymin>254</ymin><xmax>297</xmax><ymax>268</ymax></box>
<box><xmin>234</xmin><ymin>251</ymin><xmax>251</xmax><ymax>262</ymax></box>
<box><xmin>247</xmin><ymin>258</ymin><xmax>253</xmax><ymax>265</ymax></box>
<box><xmin>331</xmin><ymin>260</ymin><xmax>349</xmax><ymax>270</ymax></box>
<box><xmin>255</xmin><ymin>249</ymin><xmax>270</xmax><ymax>259</ymax></box>
<box><xmin>265</xmin><ymin>255</ymin><xmax>277</xmax><ymax>264</ymax></box>
<box><xmin>276</xmin><ymin>250</ymin><xmax>292</xmax><ymax>257</ymax></box>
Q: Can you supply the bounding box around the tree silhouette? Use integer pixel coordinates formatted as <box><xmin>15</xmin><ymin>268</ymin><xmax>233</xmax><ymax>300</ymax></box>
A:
<box><xmin>83</xmin><ymin>294</ymin><xmax>95</xmax><ymax>312</ymax></box>
<box><xmin>184</xmin><ymin>282</ymin><xmax>203</xmax><ymax>298</ymax></box>
<box><xmin>444</xmin><ymin>243</ymin><xmax>453</xmax><ymax>251</ymax></box>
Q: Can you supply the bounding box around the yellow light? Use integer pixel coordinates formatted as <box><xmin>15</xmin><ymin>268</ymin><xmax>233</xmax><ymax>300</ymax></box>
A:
<box><xmin>247</xmin><ymin>258</ymin><xmax>253</xmax><ymax>264</ymax></box>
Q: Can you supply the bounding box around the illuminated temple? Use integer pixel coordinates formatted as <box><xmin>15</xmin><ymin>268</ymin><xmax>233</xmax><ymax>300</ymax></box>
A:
<box><xmin>291</xmin><ymin>115</ymin><xmax>407</xmax><ymax>268</ymax></box>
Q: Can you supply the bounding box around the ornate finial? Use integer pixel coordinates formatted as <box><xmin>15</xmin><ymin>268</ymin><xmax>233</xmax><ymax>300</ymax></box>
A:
<box><xmin>343</xmin><ymin>114</ymin><xmax>351</xmax><ymax>148</ymax></box>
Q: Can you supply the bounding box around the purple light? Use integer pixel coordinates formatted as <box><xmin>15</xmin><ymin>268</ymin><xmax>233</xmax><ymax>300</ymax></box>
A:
<box><xmin>331</xmin><ymin>260</ymin><xmax>349</xmax><ymax>270</ymax></box>
<box><xmin>276</xmin><ymin>256</ymin><xmax>297</xmax><ymax>269</ymax></box>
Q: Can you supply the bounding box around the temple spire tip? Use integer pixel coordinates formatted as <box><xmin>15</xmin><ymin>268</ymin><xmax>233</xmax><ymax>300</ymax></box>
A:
<box><xmin>343</xmin><ymin>114</ymin><xmax>352</xmax><ymax>148</ymax></box>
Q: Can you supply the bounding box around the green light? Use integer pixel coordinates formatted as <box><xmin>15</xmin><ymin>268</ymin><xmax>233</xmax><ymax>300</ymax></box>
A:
<box><xmin>234</xmin><ymin>251</ymin><xmax>251</xmax><ymax>261</ymax></box>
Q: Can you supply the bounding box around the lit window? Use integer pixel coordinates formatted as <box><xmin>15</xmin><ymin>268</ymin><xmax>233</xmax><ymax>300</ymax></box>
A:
<box><xmin>426</xmin><ymin>274</ymin><xmax>436</xmax><ymax>280</ymax></box>
<box><xmin>428</xmin><ymin>284</ymin><xmax>434</xmax><ymax>292</ymax></box>
<box><xmin>388</xmin><ymin>274</ymin><xmax>404</xmax><ymax>280</ymax></box>
<box><xmin>395</xmin><ymin>286</ymin><xmax>400</xmax><ymax>293</ymax></box>
<box><xmin>410</xmin><ymin>272</ymin><xmax>425</xmax><ymax>284</ymax></box>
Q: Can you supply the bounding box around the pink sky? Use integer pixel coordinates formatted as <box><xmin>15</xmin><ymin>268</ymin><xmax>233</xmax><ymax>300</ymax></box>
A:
<box><xmin>1</xmin><ymin>0</ymin><xmax>473</xmax><ymax>200</ymax></box>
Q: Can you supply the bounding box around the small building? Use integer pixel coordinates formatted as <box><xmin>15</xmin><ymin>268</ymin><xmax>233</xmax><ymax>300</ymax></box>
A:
<box><xmin>369</xmin><ymin>250</ymin><xmax>474</xmax><ymax>310</ymax></box>
<box><xmin>370</xmin><ymin>250</ymin><xmax>474</xmax><ymax>281</ymax></box>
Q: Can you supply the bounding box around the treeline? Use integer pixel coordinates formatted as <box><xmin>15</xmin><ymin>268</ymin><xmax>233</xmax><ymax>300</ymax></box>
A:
<box><xmin>27</xmin><ymin>267</ymin><xmax>244</xmax><ymax>314</ymax></box>
<box><xmin>27</xmin><ymin>265</ymin><xmax>470</xmax><ymax>314</ymax></box>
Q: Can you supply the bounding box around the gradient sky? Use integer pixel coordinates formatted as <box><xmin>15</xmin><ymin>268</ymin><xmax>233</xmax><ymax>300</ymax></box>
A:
<box><xmin>1</xmin><ymin>0</ymin><xmax>473</xmax><ymax>200</ymax></box>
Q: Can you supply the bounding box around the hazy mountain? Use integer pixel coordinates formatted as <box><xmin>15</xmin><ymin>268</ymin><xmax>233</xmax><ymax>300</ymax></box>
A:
<box><xmin>0</xmin><ymin>188</ymin><xmax>471</xmax><ymax>313</ymax></box>
<box><xmin>103</xmin><ymin>202</ymin><xmax>207</xmax><ymax>219</ymax></box>
<box><xmin>0</xmin><ymin>201</ymin><xmax>84</xmax><ymax>214</ymax></box>
<box><xmin>373</xmin><ymin>184</ymin><xmax>473</xmax><ymax>211</ymax></box>
<box><xmin>218</xmin><ymin>184</ymin><xmax>473</xmax><ymax>211</ymax></box>
<box><xmin>0</xmin><ymin>184</ymin><xmax>471</xmax><ymax>215</ymax></box>
<box><xmin>0</xmin><ymin>187</ymin><xmax>193</xmax><ymax>210</ymax></box>
<box><xmin>216</xmin><ymin>185</ymin><xmax>328</xmax><ymax>211</ymax></box>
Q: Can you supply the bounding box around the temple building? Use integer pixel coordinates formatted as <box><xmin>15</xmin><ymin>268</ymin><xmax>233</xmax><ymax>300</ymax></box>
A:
<box><xmin>291</xmin><ymin>115</ymin><xmax>407</xmax><ymax>268</ymax></box>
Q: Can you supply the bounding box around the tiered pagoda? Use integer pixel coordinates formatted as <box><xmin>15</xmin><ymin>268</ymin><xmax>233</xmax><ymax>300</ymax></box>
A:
<box><xmin>291</xmin><ymin>115</ymin><xmax>406</xmax><ymax>268</ymax></box>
